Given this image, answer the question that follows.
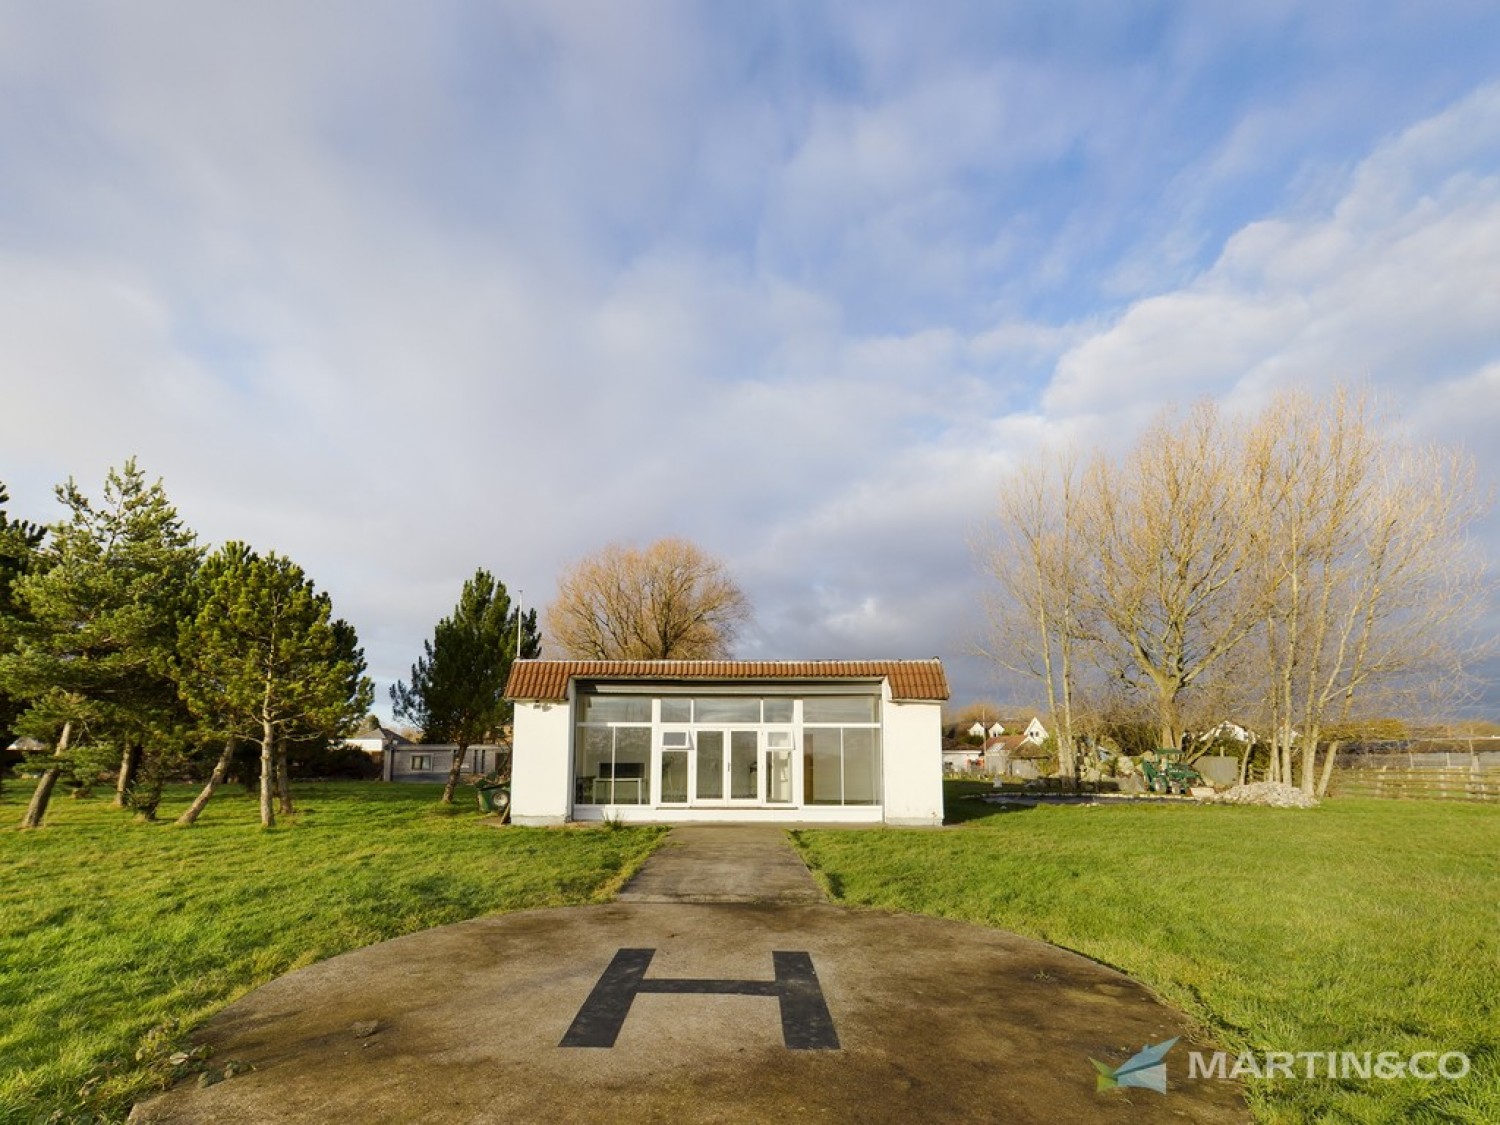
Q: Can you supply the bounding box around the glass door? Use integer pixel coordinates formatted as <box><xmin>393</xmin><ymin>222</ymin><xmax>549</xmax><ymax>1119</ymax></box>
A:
<box><xmin>691</xmin><ymin>729</ymin><xmax>761</xmax><ymax>804</ymax></box>
<box><xmin>695</xmin><ymin>731</ymin><xmax>724</xmax><ymax>800</ymax></box>
<box><xmin>728</xmin><ymin>730</ymin><xmax>758</xmax><ymax>801</ymax></box>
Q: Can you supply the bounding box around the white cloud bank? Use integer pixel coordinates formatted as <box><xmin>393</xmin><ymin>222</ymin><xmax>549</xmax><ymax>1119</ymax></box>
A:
<box><xmin>1</xmin><ymin>7</ymin><xmax>1497</xmax><ymax>712</ymax></box>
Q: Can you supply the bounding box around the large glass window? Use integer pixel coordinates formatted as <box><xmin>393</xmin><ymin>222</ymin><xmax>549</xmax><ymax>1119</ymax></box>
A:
<box><xmin>803</xmin><ymin>695</ymin><xmax>879</xmax><ymax>723</ymax></box>
<box><xmin>842</xmin><ymin>728</ymin><xmax>879</xmax><ymax>804</ymax></box>
<box><xmin>803</xmin><ymin>724</ymin><xmax>881</xmax><ymax>805</ymax></box>
<box><xmin>693</xmin><ymin>697</ymin><xmax>762</xmax><ymax>722</ymax></box>
<box><xmin>578</xmin><ymin>694</ymin><xmax>651</xmax><ymax>723</ymax></box>
<box><xmin>763</xmin><ymin>697</ymin><xmax>794</xmax><ymax>722</ymax></box>
<box><xmin>576</xmin><ymin>689</ymin><xmax>880</xmax><ymax>810</ymax></box>
<box><xmin>576</xmin><ymin>723</ymin><xmax>650</xmax><ymax>805</ymax></box>
<box><xmin>805</xmin><ymin>729</ymin><xmax>844</xmax><ymax>803</ymax></box>
<box><xmin>652</xmin><ymin>696</ymin><xmax>798</xmax><ymax>723</ymax></box>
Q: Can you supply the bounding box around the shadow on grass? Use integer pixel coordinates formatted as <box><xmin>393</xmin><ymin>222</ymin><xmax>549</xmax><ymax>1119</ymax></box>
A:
<box><xmin>943</xmin><ymin>780</ymin><xmax>1039</xmax><ymax>825</ymax></box>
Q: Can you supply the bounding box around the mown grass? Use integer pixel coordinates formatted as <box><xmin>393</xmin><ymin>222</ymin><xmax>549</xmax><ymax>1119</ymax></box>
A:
<box><xmin>0</xmin><ymin>782</ymin><xmax>664</xmax><ymax>1123</ymax></box>
<box><xmin>792</xmin><ymin>787</ymin><xmax>1499</xmax><ymax>1124</ymax></box>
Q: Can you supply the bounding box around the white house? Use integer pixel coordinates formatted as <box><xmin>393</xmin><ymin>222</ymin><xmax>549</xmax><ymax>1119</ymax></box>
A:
<box><xmin>343</xmin><ymin>724</ymin><xmax>412</xmax><ymax>761</ymax></box>
<box><xmin>504</xmin><ymin>659</ymin><xmax>949</xmax><ymax>826</ymax></box>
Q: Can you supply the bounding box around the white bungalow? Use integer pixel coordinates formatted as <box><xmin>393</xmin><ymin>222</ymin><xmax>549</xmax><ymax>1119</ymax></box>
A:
<box><xmin>503</xmin><ymin>659</ymin><xmax>949</xmax><ymax>826</ymax></box>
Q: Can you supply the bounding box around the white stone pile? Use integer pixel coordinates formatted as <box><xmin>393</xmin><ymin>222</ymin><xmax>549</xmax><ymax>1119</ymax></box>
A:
<box><xmin>1206</xmin><ymin>781</ymin><xmax>1320</xmax><ymax>808</ymax></box>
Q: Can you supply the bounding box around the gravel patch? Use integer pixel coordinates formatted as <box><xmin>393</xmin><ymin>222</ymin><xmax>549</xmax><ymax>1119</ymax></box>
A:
<box><xmin>1207</xmin><ymin>782</ymin><xmax>1320</xmax><ymax>808</ymax></box>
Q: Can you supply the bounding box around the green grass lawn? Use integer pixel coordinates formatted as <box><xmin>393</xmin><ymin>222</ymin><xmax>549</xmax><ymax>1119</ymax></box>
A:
<box><xmin>4</xmin><ymin>780</ymin><xmax>1495</xmax><ymax>1124</ymax></box>
<box><xmin>793</xmin><ymin>785</ymin><xmax>1500</xmax><ymax>1124</ymax></box>
<box><xmin>0</xmin><ymin>781</ymin><xmax>664</xmax><ymax>1123</ymax></box>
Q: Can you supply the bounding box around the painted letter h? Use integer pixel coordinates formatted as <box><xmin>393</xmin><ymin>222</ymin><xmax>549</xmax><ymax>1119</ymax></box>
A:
<box><xmin>560</xmin><ymin>948</ymin><xmax>840</xmax><ymax>1050</ymax></box>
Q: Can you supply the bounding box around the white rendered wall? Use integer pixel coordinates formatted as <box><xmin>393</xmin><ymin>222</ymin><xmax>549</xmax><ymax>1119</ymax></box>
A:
<box><xmin>510</xmin><ymin>699</ymin><xmax>572</xmax><ymax>825</ymax></box>
<box><xmin>881</xmin><ymin>686</ymin><xmax>944</xmax><ymax>825</ymax></box>
<box><xmin>569</xmin><ymin>804</ymin><xmax>884</xmax><ymax>825</ymax></box>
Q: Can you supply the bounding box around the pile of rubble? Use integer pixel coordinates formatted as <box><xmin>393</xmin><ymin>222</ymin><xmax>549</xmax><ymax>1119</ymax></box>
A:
<box><xmin>1206</xmin><ymin>781</ymin><xmax>1320</xmax><ymax>808</ymax></box>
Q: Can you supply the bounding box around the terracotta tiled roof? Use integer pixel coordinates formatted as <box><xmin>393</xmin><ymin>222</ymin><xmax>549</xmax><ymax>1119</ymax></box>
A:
<box><xmin>504</xmin><ymin>659</ymin><xmax>949</xmax><ymax>703</ymax></box>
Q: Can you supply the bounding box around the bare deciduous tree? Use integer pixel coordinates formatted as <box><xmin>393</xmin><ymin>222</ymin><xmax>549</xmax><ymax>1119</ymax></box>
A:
<box><xmin>979</xmin><ymin>455</ymin><xmax>1088</xmax><ymax>781</ymax></box>
<box><xmin>979</xmin><ymin>386</ymin><xmax>1488</xmax><ymax>794</ymax></box>
<box><xmin>1246</xmin><ymin>389</ymin><xmax>1486</xmax><ymax>795</ymax></box>
<box><xmin>545</xmin><ymin>538</ymin><xmax>752</xmax><ymax>660</ymax></box>
<box><xmin>1083</xmin><ymin>401</ymin><xmax>1264</xmax><ymax>750</ymax></box>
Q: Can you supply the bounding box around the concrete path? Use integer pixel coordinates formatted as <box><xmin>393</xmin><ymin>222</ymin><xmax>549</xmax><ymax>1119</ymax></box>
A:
<box><xmin>132</xmin><ymin>827</ymin><xmax>1247</xmax><ymax>1124</ymax></box>
<box><xmin>616</xmin><ymin>825</ymin><xmax>827</xmax><ymax>903</ymax></box>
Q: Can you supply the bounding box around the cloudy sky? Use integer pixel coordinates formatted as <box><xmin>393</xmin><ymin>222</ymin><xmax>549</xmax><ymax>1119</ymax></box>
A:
<box><xmin>3</xmin><ymin>1</ymin><xmax>1498</xmax><ymax>715</ymax></box>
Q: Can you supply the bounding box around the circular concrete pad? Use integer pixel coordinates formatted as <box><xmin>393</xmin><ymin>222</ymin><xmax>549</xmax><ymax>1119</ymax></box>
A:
<box><xmin>133</xmin><ymin>903</ymin><xmax>1246</xmax><ymax>1123</ymax></box>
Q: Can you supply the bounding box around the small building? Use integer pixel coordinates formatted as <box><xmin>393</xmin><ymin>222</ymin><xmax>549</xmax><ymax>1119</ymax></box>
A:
<box><xmin>985</xmin><ymin>718</ymin><xmax>1051</xmax><ymax>777</ymax></box>
<box><xmin>942</xmin><ymin>744</ymin><xmax>985</xmax><ymax>773</ymax></box>
<box><xmin>384</xmin><ymin>743</ymin><xmax>510</xmax><ymax>783</ymax></box>
<box><xmin>503</xmin><ymin>659</ymin><xmax>948</xmax><ymax>826</ymax></box>
<box><xmin>344</xmin><ymin>724</ymin><xmax>414</xmax><ymax>761</ymax></box>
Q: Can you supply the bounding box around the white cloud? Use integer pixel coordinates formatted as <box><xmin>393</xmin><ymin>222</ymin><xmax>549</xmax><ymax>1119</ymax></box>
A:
<box><xmin>1045</xmin><ymin>84</ymin><xmax>1500</xmax><ymax>452</ymax></box>
<box><xmin>2</xmin><ymin>6</ymin><xmax>1498</xmax><ymax>713</ymax></box>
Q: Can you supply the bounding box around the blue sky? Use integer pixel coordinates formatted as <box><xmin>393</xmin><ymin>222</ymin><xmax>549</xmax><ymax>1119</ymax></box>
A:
<box><xmin>3</xmin><ymin>1</ymin><xmax>1498</xmax><ymax>715</ymax></box>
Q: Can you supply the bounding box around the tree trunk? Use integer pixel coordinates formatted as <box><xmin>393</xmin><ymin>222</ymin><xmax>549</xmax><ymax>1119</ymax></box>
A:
<box><xmin>441</xmin><ymin>743</ymin><xmax>469</xmax><ymax>804</ymax></box>
<box><xmin>114</xmin><ymin>742</ymin><xmax>141</xmax><ymax>808</ymax></box>
<box><xmin>19</xmin><ymin>722</ymin><xmax>72</xmax><ymax>830</ymax></box>
<box><xmin>177</xmin><ymin>736</ymin><xmax>239</xmax><ymax>827</ymax></box>
<box><xmin>1316</xmin><ymin>740</ymin><xmax>1341</xmax><ymax>798</ymax></box>
<box><xmin>22</xmin><ymin>770</ymin><xmax>62</xmax><ymax>829</ymax></box>
<box><xmin>276</xmin><ymin>738</ymin><xmax>293</xmax><ymax>815</ymax></box>
<box><xmin>1155</xmin><ymin>689</ymin><xmax>1180</xmax><ymax>753</ymax></box>
<box><xmin>259</xmin><ymin>717</ymin><xmax>275</xmax><ymax>828</ymax></box>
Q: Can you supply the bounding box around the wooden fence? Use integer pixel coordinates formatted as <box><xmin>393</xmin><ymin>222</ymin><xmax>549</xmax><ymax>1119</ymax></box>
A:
<box><xmin>1330</xmin><ymin>766</ymin><xmax>1500</xmax><ymax>802</ymax></box>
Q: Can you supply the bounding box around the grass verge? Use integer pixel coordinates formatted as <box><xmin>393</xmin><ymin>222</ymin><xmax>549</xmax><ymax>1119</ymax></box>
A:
<box><xmin>792</xmin><ymin>788</ymin><xmax>1499</xmax><ymax>1124</ymax></box>
<box><xmin>0</xmin><ymin>781</ymin><xmax>664</xmax><ymax>1122</ymax></box>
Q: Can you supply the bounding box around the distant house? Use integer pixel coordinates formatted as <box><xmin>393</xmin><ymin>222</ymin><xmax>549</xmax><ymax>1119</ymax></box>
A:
<box><xmin>1199</xmin><ymin>720</ymin><xmax>1256</xmax><ymax>745</ymax></box>
<box><xmin>984</xmin><ymin>718</ymin><xmax>1051</xmax><ymax>777</ymax></box>
<box><xmin>943</xmin><ymin>742</ymin><xmax>985</xmax><ymax>773</ymax></box>
<box><xmin>384</xmin><ymin>743</ymin><xmax>510</xmax><ymax>783</ymax></box>
<box><xmin>993</xmin><ymin>717</ymin><xmax>1048</xmax><ymax>745</ymax></box>
<box><xmin>942</xmin><ymin>716</ymin><xmax>1050</xmax><ymax>776</ymax></box>
<box><xmin>344</xmin><ymin>725</ymin><xmax>413</xmax><ymax>760</ymax></box>
<box><xmin>343</xmin><ymin>725</ymin><xmax>509</xmax><ymax>782</ymax></box>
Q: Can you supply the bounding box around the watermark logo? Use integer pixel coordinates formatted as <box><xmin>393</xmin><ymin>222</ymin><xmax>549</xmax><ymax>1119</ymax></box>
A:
<box><xmin>1189</xmin><ymin>1051</ymin><xmax>1472</xmax><ymax>1082</ymax></box>
<box><xmin>1091</xmin><ymin>1037</ymin><xmax>1179</xmax><ymax>1094</ymax></box>
<box><xmin>1091</xmin><ymin>1041</ymin><xmax>1473</xmax><ymax>1094</ymax></box>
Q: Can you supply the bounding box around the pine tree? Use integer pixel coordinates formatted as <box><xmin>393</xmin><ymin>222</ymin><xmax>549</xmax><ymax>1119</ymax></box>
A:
<box><xmin>0</xmin><ymin>481</ymin><xmax>46</xmax><ymax>789</ymax></box>
<box><xmin>178</xmin><ymin>543</ymin><xmax>373</xmax><ymax>827</ymax></box>
<box><xmin>2</xmin><ymin>462</ymin><xmax>201</xmax><ymax>826</ymax></box>
<box><xmin>392</xmin><ymin>569</ymin><xmax>539</xmax><ymax>804</ymax></box>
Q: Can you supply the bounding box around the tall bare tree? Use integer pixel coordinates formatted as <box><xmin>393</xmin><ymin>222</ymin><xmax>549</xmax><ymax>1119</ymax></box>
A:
<box><xmin>1082</xmin><ymin>402</ymin><xmax>1264</xmax><ymax>750</ymax></box>
<box><xmin>980</xmin><ymin>387</ymin><xmax>1489</xmax><ymax>794</ymax></box>
<box><xmin>545</xmin><ymin>538</ymin><xmax>752</xmax><ymax>660</ymax></box>
<box><xmin>979</xmin><ymin>455</ymin><xmax>1088</xmax><ymax>781</ymax></box>
<box><xmin>1245</xmin><ymin>389</ymin><xmax>1486</xmax><ymax>795</ymax></box>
